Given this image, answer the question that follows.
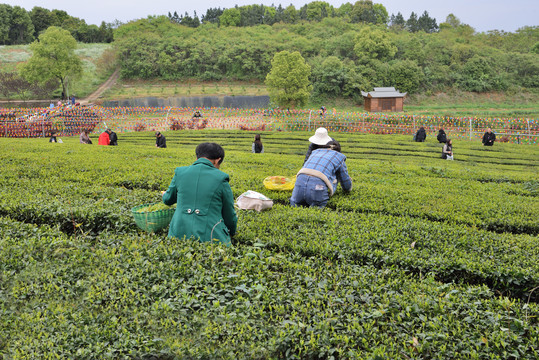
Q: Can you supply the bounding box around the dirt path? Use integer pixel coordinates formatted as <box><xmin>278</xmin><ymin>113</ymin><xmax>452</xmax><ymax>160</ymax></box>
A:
<box><xmin>80</xmin><ymin>68</ymin><xmax>120</xmax><ymax>105</ymax></box>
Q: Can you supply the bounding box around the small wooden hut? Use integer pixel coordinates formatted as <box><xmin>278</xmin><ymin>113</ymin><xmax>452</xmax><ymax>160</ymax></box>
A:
<box><xmin>361</xmin><ymin>87</ymin><xmax>407</xmax><ymax>112</ymax></box>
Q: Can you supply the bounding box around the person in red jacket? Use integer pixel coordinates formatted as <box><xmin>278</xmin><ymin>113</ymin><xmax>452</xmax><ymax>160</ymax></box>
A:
<box><xmin>98</xmin><ymin>129</ymin><xmax>111</xmax><ymax>145</ymax></box>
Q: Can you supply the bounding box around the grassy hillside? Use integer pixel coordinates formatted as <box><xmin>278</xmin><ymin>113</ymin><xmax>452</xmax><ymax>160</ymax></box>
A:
<box><xmin>0</xmin><ymin>131</ymin><xmax>538</xmax><ymax>358</ymax></box>
<box><xmin>2</xmin><ymin>41</ymin><xmax>538</xmax><ymax>119</ymax></box>
<box><xmin>0</xmin><ymin>43</ymin><xmax>114</xmax><ymax>99</ymax></box>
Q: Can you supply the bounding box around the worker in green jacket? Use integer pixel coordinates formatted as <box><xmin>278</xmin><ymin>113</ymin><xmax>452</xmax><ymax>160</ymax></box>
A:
<box><xmin>162</xmin><ymin>142</ymin><xmax>237</xmax><ymax>246</ymax></box>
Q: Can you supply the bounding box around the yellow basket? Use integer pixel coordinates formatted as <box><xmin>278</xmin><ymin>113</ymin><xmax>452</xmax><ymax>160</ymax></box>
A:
<box><xmin>263</xmin><ymin>175</ymin><xmax>296</xmax><ymax>191</ymax></box>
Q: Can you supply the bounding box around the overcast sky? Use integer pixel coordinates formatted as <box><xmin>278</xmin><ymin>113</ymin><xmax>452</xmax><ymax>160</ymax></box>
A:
<box><xmin>5</xmin><ymin>0</ymin><xmax>538</xmax><ymax>33</ymax></box>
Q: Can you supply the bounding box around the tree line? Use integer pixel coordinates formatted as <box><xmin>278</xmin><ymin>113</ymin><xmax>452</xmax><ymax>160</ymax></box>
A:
<box><xmin>114</xmin><ymin>14</ymin><xmax>538</xmax><ymax>101</ymax></box>
<box><xmin>2</xmin><ymin>1</ymin><xmax>538</xmax><ymax>104</ymax></box>
<box><xmin>0</xmin><ymin>3</ymin><xmax>114</xmax><ymax>45</ymax></box>
<box><xmin>168</xmin><ymin>1</ymin><xmax>438</xmax><ymax>33</ymax></box>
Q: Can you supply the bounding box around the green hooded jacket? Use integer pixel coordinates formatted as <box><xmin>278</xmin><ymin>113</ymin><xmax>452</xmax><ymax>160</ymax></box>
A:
<box><xmin>162</xmin><ymin>158</ymin><xmax>237</xmax><ymax>246</ymax></box>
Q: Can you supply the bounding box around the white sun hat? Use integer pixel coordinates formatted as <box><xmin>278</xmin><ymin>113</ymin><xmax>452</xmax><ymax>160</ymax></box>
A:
<box><xmin>309</xmin><ymin>127</ymin><xmax>332</xmax><ymax>145</ymax></box>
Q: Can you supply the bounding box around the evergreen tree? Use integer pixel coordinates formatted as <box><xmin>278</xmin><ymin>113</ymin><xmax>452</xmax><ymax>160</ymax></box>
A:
<box><xmin>406</xmin><ymin>12</ymin><xmax>419</xmax><ymax>32</ymax></box>
<box><xmin>389</xmin><ymin>12</ymin><xmax>406</xmax><ymax>29</ymax></box>
<box><xmin>202</xmin><ymin>7</ymin><xmax>224</xmax><ymax>24</ymax></box>
<box><xmin>98</xmin><ymin>21</ymin><xmax>114</xmax><ymax>43</ymax></box>
<box><xmin>417</xmin><ymin>11</ymin><xmax>438</xmax><ymax>33</ymax></box>
<box><xmin>274</xmin><ymin>5</ymin><xmax>285</xmax><ymax>23</ymax></box>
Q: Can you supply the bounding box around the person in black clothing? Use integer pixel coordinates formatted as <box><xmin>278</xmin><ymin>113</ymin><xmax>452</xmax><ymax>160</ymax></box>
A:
<box><xmin>252</xmin><ymin>134</ymin><xmax>263</xmax><ymax>153</ymax></box>
<box><xmin>482</xmin><ymin>128</ymin><xmax>496</xmax><ymax>146</ymax></box>
<box><xmin>414</xmin><ymin>127</ymin><xmax>427</xmax><ymax>142</ymax></box>
<box><xmin>109</xmin><ymin>130</ymin><xmax>118</xmax><ymax>146</ymax></box>
<box><xmin>156</xmin><ymin>131</ymin><xmax>167</xmax><ymax>148</ymax></box>
<box><xmin>437</xmin><ymin>129</ymin><xmax>447</xmax><ymax>143</ymax></box>
<box><xmin>49</xmin><ymin>132</ymin><xmax>57</xmax><ymax>143</ymax></box>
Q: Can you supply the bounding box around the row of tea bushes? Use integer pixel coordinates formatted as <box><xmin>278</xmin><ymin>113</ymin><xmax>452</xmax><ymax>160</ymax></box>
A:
<box><xmin>2</xmin><ymin>133</ymin><xmax>537</xmax><ymax>235</ymax></box>
<box><xmin>7</xmin><ymin>130</ymin><xmax>536</xmax><ymax>185</ymax></box>
<box><xmin>257</xmin><ymin>166</ymin><xmax>538</xmax><ymax>235</ymax></box>
<box><xmin>1</xmin><ymin>175</ymin><xmax>537</xmax><ymax>301</ymax></box>
<box><xmin>1</xmin><ymin>217</ymin><xmax>537</xmax><ymax>359</ymax></box>
<box><xmin>5</xmin><ymin>130</ymin><xmax>538</xmax><ymax>188</ymax></box>
<box><xmin>1</xmin><ymin>131</ymin><xmax>538</xmax><ymax>358</ymax></box>
<box><xmin>145</xmin><ymin>129</ymin><xmax>539</xmax><ymax>172</ymax></box>
<box><xmin>0</xmin><ymin>177</ymin><xmax>159</xmax><ymax>235</ymax></box>
<box><xmin>236</xmin><ymin>205</ymin><xmax>539</xmax><ymax>302</ymax></box>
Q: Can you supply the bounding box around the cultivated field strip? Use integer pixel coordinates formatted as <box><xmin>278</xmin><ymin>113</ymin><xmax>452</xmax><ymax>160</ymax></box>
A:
<box><xmin>0</xmin><ymin>131</ymin><xmax>538</xmax><ymax>359</ymax></box>
<box><xmin>1</xmin><ymin>217</ymin><xmax>538</xmax><ymax>358</ymax></box>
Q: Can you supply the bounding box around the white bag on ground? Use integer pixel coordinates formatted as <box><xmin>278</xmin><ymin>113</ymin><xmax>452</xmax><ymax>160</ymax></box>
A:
<box><xmin>236</xmin><ymin>190</ymin><xmax>273</xmax><ymax>212</ymax></box>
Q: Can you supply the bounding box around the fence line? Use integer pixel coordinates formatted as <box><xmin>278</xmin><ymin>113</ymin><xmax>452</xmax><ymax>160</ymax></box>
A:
<box><xmin>1</xmin><ymin>106</ymin><xmax>537</xmax><ymax>144</ymax></box>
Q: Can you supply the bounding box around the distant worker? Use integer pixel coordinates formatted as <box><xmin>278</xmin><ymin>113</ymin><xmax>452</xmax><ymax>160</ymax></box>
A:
<box><xmin>290</xmin><ymin>140</ymin><xmax>352</xmax><ymax>209</ymax></box>
<box><xmin>156</xmin><ymin>131</ymin><xmax>167</xmax><ymax>148</ymax></box>
<box><xmin>414</xmin><ymin>127</ymin><xmax>427</xmax><ymax>142</ymax></box>
<box><xmin>437</xmin><ymin>129</ymin><xmax>447</xmax><ymax>143</ymax></box>
<box><xmin>98</xmin><ymin>129</ymin><xmax>111</xmax><ymax>145</ymax></box>
<box><xmin>482</xmin><ymin>128</ymin><xmax>496</xmax><ymax>146</ymax></box>
<box><xmin>109</xmin><ymin>130</ymin><xmax>118</xmax><ymax>146</ymax></box>
<box><xmin>80</xmin><ymin>129</ymin><xmax>92</xmax><ymax>144</ymax></box>
<box><xmin>304</xmin><ymin>127</ymin><xmax>336</xmax><ymax>163</ymax></box>
<box><xmin>252</xmin><ymin>134</ymin><xmax>264</xmax><ymax>153</ymax></box>
<box><xmin>442</xmin><ymin>139</ymin><xmax>454</xmax><ymax>160</ymax></box>
<box><xmin>49</xmin><ymin>131</ymin><xmax>58</xmax><ymax>143</ymax></box>
<box><xmin>162</xmin><ymin>142</ymin><xmax>237</xmax><ymax>246</ymax></box>
<box><xmin>319</xmin><ymin>106</ymin><xmax>327</xmax><ymax>119</ymax></box>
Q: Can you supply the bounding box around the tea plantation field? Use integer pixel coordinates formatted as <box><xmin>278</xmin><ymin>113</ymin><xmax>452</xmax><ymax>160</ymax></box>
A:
<box><xmin>1</xmin><ymin>131</ymin><xmax>538</xmax><ymax>359</ymax></box>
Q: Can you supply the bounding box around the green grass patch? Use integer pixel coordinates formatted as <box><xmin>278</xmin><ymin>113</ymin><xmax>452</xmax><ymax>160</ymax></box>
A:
<box><xmin>102</xmin><ymin>80</ymin><xmax>268</xmax><ymax>99</ymax></box>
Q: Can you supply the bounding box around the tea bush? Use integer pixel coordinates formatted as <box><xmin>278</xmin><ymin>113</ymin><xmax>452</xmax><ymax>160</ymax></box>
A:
<box><xmin>0</xmin><ymin>131</ymin><xmax>538</xmax><ymax>359</ymax></box>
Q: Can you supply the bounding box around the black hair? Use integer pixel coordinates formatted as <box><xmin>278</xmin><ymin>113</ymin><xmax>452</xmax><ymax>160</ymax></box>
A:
<box><xmin>313</xmin><ymin>140</ymin><xmax>341</xmax><ymax>153</ymax></box>
<box><xmin>196</xmin><ymin>142</ymin><xmax>225</xmax><ymax>164</ymax></box>
<box><xmin>326</xmin><ymin>140</ymin><xmax>341</xmax><ymax>152</ymax></box>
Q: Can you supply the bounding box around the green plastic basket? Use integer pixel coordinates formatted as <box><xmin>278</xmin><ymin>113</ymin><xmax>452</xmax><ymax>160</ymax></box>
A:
<box><xmin>131</xmin><ymin>202</ymin><xmax>175</xmax><ymax>232</ymax></box>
